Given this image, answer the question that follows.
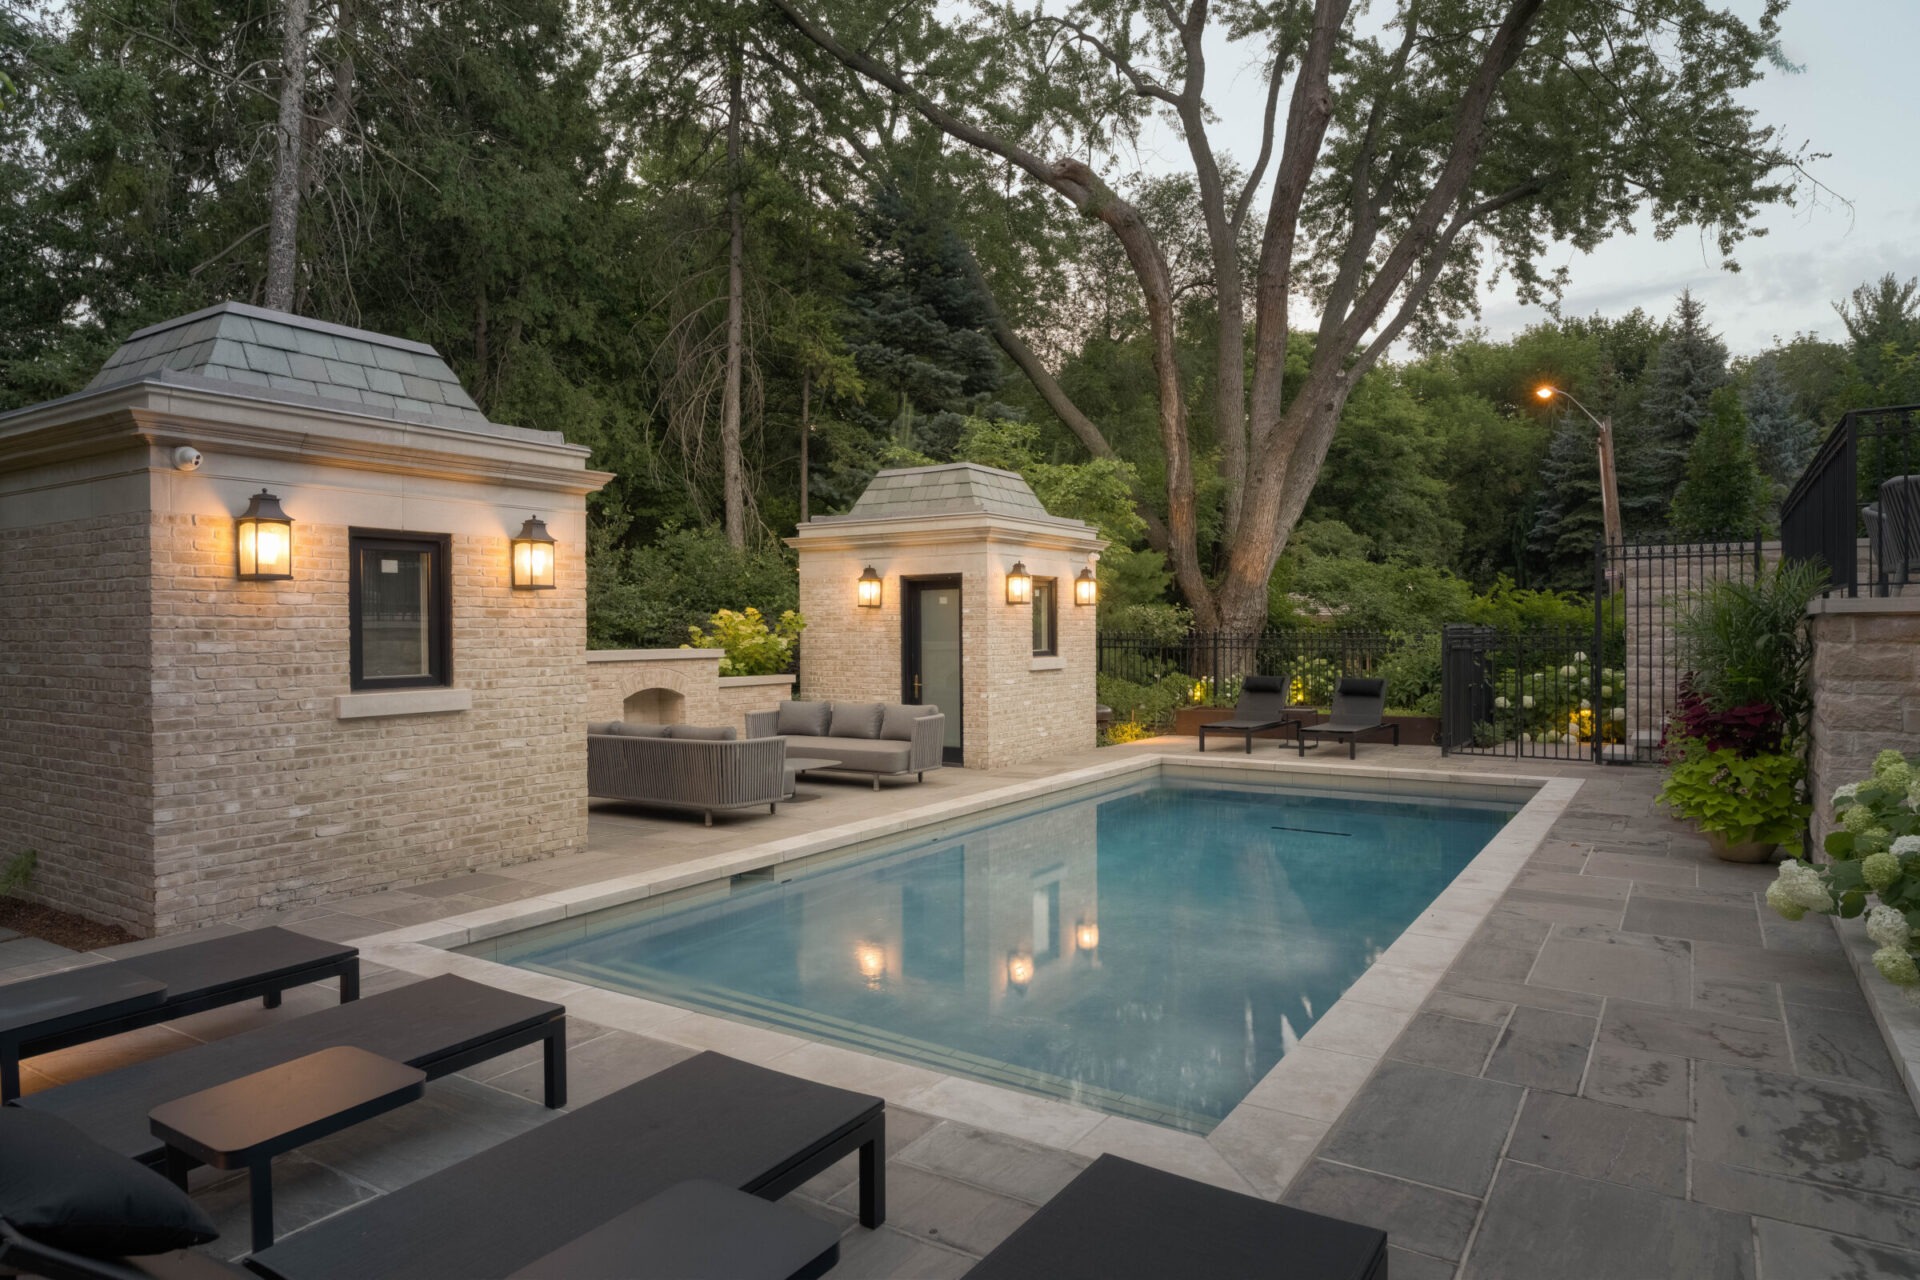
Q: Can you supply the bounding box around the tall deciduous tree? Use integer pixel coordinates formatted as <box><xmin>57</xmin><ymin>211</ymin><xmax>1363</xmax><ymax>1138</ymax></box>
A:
<box><xmin>770</xmin><ymin>0</ymin><xmax>1803</xmax><ymax>637</ymax></box>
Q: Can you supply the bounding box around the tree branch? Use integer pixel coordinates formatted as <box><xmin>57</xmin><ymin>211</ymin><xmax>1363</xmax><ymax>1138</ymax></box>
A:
<box><xmin>1029</xmin><ymin>17</ymin><xmax>1180</xmax><ymax>107</ymax></box>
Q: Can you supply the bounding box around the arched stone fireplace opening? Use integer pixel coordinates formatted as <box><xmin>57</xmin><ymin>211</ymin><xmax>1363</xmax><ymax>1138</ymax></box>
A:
<box><xmin>623</xmin><ymin>686</ymin><xmax>687</xmax><ymax>725</ymax></box>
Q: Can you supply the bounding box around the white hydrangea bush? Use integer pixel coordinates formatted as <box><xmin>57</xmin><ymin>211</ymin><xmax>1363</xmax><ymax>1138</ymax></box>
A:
<box><xmin>1769</xmin><ymin>750</ymin><xmax>1920</xmax><ymax>996</ymax></box>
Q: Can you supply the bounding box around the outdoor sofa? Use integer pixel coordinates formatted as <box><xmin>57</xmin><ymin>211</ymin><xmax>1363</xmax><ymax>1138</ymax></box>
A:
<box><xmin>11</xmin><ymin>974</ymin><xmax>567</xmax><ymax>1168</ymax></box>
<box><xmin>747</xmin><ymin>700</ymin><xmax>945</xmax><ymax>788</ymax></box>
<box><xmin>1295</xmin><ymin>676</ymin><xmax>1400</xmax><ymax>759</ymax></box>
<box><xmin>965</xmin><ymin>1154</ymin><xmax>1387</xmax><ymax>1280</ymax></box>
<box><xmin>1196</xmin><ymin>676</ymin><xmax>1303</xmax><ymax>753</ymax></box>
<box><xmin>1</xmin><ymin>1050</ymin><xmax>871</xmax><ymax>1280</ymax></box>
<box><xmin>0</xmin><ymin>926</ymin><xmax>358</xmax><ymax>1103</ymax></box>
<box><xmin>587</xmin><ymin>722</ymin><xmax>787</xmax><ymax>825</ymax></box>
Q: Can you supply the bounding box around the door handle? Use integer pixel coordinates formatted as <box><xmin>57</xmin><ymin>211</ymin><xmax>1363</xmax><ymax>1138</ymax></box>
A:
<box><xmin>913</xmin><ymin>676</ymin><xmax>922</xmax><ymax>698</ymax></box>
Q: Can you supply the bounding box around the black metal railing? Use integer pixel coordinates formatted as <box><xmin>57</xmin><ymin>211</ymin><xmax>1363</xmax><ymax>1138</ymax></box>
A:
<box><xmin>1096</xmin><ymin>629</ymin><xmax>1403</xmax><ymax>709</ymax></box>
<box><xmin>1782</xmin><ymin>405</ymin><xmax>1920</xmax><ymax>596</ymax></box>
<box><xmin>1440</xmin><ymin>625</ymin><xmax>1627</xmax><ymax>762</ymax></box>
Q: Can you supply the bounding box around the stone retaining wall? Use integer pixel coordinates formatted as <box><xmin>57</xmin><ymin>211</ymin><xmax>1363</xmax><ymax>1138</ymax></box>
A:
<box><xmin>1806</xmin><ymin>597</ymin><xmax>1920</xmax><ymax>842</ymax></box>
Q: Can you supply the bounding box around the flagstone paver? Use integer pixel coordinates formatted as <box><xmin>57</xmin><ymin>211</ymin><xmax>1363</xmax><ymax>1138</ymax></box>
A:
<box><xmin>5</xmin><ymin>744</ymin><xmax>1919</xmax><ymax>1276</ymax></box>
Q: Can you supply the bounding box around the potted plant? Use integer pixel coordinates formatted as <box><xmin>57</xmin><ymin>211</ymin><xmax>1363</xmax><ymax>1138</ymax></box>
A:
<box><xmin>1658</xmin><ymin>738</ymin><xmax>1809</xmax><ymax>861</ymax></box>
<box><xmin>1767</xmin><ymin>751</ymin><xmax>1920</xmax><ymax>993</ymax></box>
<box><xmin>1660</xmin><ymin>562</ymin><xmax>1826</xmax><ymax>861</ymax></box>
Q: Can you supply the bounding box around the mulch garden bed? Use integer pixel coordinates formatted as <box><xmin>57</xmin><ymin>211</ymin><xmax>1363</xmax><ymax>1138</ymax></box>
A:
<box><xmin>0</xmin><ymin>898</ymin><xmax>138</xmax><ymax>952</ymax></box>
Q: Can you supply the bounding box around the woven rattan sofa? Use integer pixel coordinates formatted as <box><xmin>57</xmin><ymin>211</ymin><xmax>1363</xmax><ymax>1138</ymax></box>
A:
<box><xmin>746</xmin><ymin>700</ymin><xmax>944</xmax><ymax>789</ymax></box>
<box><xmin>587</xmin><ymin>723</ymin><xmax>787</xmax><ymax>825</ymax></box>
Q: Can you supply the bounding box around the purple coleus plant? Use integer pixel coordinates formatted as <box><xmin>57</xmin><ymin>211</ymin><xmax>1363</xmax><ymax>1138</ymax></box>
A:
<box><xmin>1669</xmin><ymin>680</ymin><xmax>1784</xmax><ymax>757</ymax></box>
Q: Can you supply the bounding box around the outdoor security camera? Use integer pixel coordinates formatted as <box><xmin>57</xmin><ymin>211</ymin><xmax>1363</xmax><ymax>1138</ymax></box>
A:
<box><xmin>171</xmin><ymin>446</ymin><xmax>204</xmax><ymax>472</ymax></box>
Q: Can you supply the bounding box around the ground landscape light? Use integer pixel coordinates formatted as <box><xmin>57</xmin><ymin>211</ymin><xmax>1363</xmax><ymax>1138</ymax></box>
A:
<box><xmin>235</xmin><ymin>489</ymin><xmax>293</xmax><ymax>581</ymax></box>
<box><xmin>856</xmin><ymin>565</ymin><xmax>883</xmax><ymax>608</ymax></box>
<box><xmin>1005</xmin><ymin>561</ymin><xmax>1033</xmax><ymax>605</ymax></box>
<box><xmin>511</xmin><ymin>516</ymin><xmax>556</xmax><ymax>590</ymax></box>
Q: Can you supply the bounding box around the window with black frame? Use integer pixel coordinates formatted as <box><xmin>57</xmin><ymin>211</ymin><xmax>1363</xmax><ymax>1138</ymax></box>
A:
<box><xmin>1032</xmin><ymin>577</ymin><xmax>1057</xmax><ymax>656</ymax></box>
<box><xmin>349</xmin><ymin>532</ymin><xmax>451</xmax><ymax>690</ymax></box>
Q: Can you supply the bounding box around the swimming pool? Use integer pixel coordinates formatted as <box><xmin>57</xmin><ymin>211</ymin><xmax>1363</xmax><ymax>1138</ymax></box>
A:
<box><xmin>495</xmin><ymin>772</ymin><xmax>1516</xmax><ymax>1133</ymax></box>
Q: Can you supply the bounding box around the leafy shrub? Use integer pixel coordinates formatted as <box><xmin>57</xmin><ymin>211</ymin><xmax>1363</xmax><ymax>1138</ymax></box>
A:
<box><xmin>685</xmin><ymin>608</ymin><xmax>805</xmax><ymax>676</ymax></box>
<box><xmin>1483</xmin><ymin>650</ymin><xmax>1627</xmax><ymax>746</ymax></box>
<box><xmin>1</xmin><ymin>849</ymin><xmax>35</xmax><ymax>896</ymax></box>
<box><xmin>1658</xmin><ymin>747</ymin><xmax>1808</xmax><ymax>852</ymax></box>
<box><xmin>1097</xmin><ymin>602</ymin><xmax>1194</xmax><ymax>643</ymax></box>
<box><xmin>1096</xmin><ymin>671</ymin><xmax>1191</xmax><ymax>732</ymax></box>
<box><xmin>1100</xmin><ymin>717</ymin><xmax>1155</xmax><ymax>746</ymax></box>
<box><xmin>1376</xmin><ymin>632</ymin><xmax>1442</xmax><ymax>716</ymax></box>
<box><xmin>589</xmin><ymin>525</ymin><xmax>798</xmax><ymax>649</ymax></box>
<box><xmin>1671</xmin><ymin>683</ymin><xmax>1783</xmax><ymax>756</ymax></box>
<box><xmin>1767</xmin><ymin>751</ymin><xmax>1920</xmax><ymax>993</ymax></box>
<box><xmin>1673</xmin><ymin>560</ymin><xmax>1827</xmax><ymax>741</ymax></box>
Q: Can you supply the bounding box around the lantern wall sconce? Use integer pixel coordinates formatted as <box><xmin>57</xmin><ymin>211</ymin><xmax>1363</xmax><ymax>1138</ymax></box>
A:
<box><xmin>1074</xmin><ymin>566</ymin><xmax>1098</xmax><ymax>607</ymax></box>
<box><xmin>1006</xmin><ymin>950</ymin><xmax>1035</xmax><ymax>990</ymax></box>
<box><xmin>235</xmin><ymin>489</ymin><xmax>294</xmax><ymax>580</ymax></box>
<box><xmin>1005</xmin><ymin>561</ymin><xmax>1033</xmax><ymax>605</ymax></box>
<box><xmin>1074</xmin><ymin>919</ymin><xmax>1100</xmax><ymax>952</ymax></box>
<box><xmin>856</xmin><ymin>565</ymin><xmax>883</xmax><ymax>608</ymax></box>
<box><xmin>511</xmin><ymin>516</ymin><xmax>556</xmax><ymax>590</ymax></box>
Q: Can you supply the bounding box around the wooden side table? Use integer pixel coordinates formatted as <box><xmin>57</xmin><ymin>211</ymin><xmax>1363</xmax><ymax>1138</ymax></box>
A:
<box><xmin>149</xmin><ymin>1045</ymin><xmax>426</xmax><ymax>1252</ymax></box>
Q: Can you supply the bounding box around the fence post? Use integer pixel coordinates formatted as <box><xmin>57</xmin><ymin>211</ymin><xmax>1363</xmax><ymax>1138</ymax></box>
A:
<box><xmin>1592</xmin><ymin>538</ymin><xmax>1607</xmax><ymax>765</ymax></box>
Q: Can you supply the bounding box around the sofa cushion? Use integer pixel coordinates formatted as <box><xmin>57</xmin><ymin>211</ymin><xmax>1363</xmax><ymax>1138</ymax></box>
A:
<box><xmin>794</xmin><ymin>738</ymin><xmax>913</xmax><ymax>774</ymax></box>
<box><xmin>0</xmin><ymin>1108</ymin><xmax>218</xmax><ymax>1257</ymax></box>
<box><xmin>665</xmin><ymin>724</ymin><xmax>737</xmax><ymax>741</ymax></box>
<box><xmin>775</xmin><ymin>700</ymin><xmax>831</xmax><ymax>737</ymax></box>
<box><xmin>828</xmin><ymin>702</ymin><xmax>885</xmax><ymax>739</ymax></box>
<box><xmin>880</xmin><ymin>704</ymin><xmax>932</xmax><ymax>741</ymax></box>
<box><xmin>607</xmin><ymin>722</ymin><xmax>670</xmax><ymax>738</ymax></box>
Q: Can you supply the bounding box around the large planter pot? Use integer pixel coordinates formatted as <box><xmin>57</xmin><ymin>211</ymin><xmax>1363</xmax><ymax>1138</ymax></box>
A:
<box><xmin>1704</xmin><ymin>830</ymin><xmax>1779</xmax><ymax>863</ymax></box>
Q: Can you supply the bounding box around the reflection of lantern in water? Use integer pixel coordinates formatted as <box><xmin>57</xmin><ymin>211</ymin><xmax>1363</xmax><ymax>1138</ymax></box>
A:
<box><xmin>1006</xmin><ymin>951</ymin><xmax>1035</xmax><ymax>989</ymax></box>
<box><xmin>855</xmin><ymin>943</ymin><xmax>886</xmax><ymax>987</ymax></box>
<box><xmin>1074</xmin><ymin>920</ymin><xmax>1099</xmax><ymax>952</ymax></box>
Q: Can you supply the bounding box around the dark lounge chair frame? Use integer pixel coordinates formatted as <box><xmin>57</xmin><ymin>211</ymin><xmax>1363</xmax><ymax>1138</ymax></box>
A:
<box><xmin>1196</xmin><ymin>675</ymin><xmax>1303</xmax><ymax>754</ymax></box>
<box><xmin>13</xmin><ymin>975</ymin><xmax>566</xmax><ymax>1172</ymax></box>
<box><xmin>1</xmin><ymin>928</ymin><xmax>359</xmax><ymax>1103</ymax></box>
<box><xmin>1295</xmin><ymin>676</ymin><xmax>1399</xmax><ymax>759</ymax></box>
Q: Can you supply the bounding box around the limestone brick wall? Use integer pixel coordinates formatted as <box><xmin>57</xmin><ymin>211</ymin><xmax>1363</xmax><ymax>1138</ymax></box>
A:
<box><xmin>583</xmin><ymin>652</ymin><xmax>793</xmax><ymax>734</ymax></box>
<box><xmin>796</xmin><ymin>542</ymin><xmax>1096</xmax><ymax>769</ymax></box>
<box><xmin>0</xmin><ymin>511</ymin><xmax>156</xmax><ymax>933</ymax></box>
<box><xmin>145</xmin><ymin>515</ymin><xmax>589</xmax><ymax>932</ymax></box>
<box><xmin>1807</xmin><ymin>601</ymin><xmax>1920</xmax><ymax>844</ymax></box>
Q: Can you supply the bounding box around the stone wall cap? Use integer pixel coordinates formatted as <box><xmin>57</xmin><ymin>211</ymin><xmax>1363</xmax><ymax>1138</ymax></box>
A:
<box><xmin>1807</xmin><ymin>595</ymin><xmax>1920</xmax><ymax>616</ymax></box>
<box><xmin>586</xmin><ymin>648</ymin><xmax>726</xmax><ymax>661</ymax></box>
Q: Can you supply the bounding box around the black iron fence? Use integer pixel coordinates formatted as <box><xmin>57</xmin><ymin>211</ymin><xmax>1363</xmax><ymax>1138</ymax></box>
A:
<box><xmin>1439</xmin><ymin>625</ymin><xmax>1626</xmax><ymax>762</ymax></box>
<box><xmin>1096</xmin><ymin>629</ymin><xmax>1404</xmax><ymax>711</ymax></box>
<box><xmin>1782</xmin><ymin>404</ymin><xmax>1920</xmax><ymax>596</ymax></box>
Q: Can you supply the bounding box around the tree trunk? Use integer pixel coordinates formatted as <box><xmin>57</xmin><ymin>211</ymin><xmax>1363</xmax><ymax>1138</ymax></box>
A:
<box><xmin>719</xmin><ymin>49</ymin><xmax>748</xmax><ymax>549</ymax></box>
<box><xmin>799</xmin><ymin>368</ymin><xmax>810</xmax><ymax>524</ymax></box>
<box><xmin>264</xmin><ymin>0</ymin><xmax>309</xmax><ymax>312</ymax></box>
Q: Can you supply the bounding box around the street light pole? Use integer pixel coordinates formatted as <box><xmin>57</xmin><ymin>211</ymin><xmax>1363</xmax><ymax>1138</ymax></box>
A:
<box><xmin>1537</xmin><ymin>386</ymin><xmax>1623</xmax><ymax>549</ymax></box>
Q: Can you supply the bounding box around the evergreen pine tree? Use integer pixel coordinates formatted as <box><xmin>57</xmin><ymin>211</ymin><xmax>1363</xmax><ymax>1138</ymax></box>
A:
<box><xmin>1742</xmin><ymin>355</ymin><xmax>1819</xmax><ymax>489</ymax></box>
<box><xmin>1625</xmin><ymin>291</ymin><xmax>1729</xmax><ymax>523</ymax></box>
<box><xmin>1670</xmin><ymin>387</ymin><xmax>1765</xmax><ymax>538</ymax></box>
<box><xmin>1526</xmin><ymin>412</ymin><xmax>1606</xmax><ymax>587</ymax></box>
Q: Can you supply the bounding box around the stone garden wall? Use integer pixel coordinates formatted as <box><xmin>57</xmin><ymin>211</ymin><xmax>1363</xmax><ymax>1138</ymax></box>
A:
<box><xmin>1807</xmin><ymin>598</ymin><xmax>1920</xmax><ymax>842</ymax></box>
<box><xmin>584</xmin><ymin>650</ymin><xmax>793</xmax><ymax>733</ymax></box>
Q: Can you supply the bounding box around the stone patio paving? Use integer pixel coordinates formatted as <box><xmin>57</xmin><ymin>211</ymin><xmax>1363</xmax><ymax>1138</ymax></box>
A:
<box><xmin>9</xmin><ymin>743</ymin><xmax>1920</xmax><ymax>1277</ymax></box>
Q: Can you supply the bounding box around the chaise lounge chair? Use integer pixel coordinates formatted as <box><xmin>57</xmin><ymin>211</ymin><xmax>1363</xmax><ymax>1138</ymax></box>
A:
<box><xmin>1294</xmin><ymin>676</ymin><xmax>1399</xmax><ymax>759</ymax></box>
<box><xmin>965</xmin><ymin>1154</ymin><xmax>1387</xmax><ymax>1279</ymax></box>
<box><xmin>250</xmin><ymin>1050</ymin><xmax>880</xmax><ymax>1280</ymax></box>
<box><xmin>11</xmin><ymin>974</ymin><xmax>567</xmax><ymax>1169</ymax></box>
<box><xmin>0</xmin><ymin>927</ymin><xmax>359</xmax><ymax>1103</ymax></box>
<box><xmin>1196</xmin><ymin>676</ymin><xmax>1302</xmax><ymax>754</ymax></box>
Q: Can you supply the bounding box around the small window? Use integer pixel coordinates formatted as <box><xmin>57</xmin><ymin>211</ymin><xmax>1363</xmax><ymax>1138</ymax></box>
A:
<box><xmin>1031</xmin><ymin>578</ymin><xmax>1058</xmax><ymax>656</ymax></box>
<box><xmin>350</xmin><ymin>531</ymin><xmax>451</xmax><ymax>690</ymax></box>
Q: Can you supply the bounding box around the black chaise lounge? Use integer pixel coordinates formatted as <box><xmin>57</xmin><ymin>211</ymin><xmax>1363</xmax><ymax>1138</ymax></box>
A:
<box><xmin>1295</xmin><ymin>676</ymin><xmax>1399</xmax><ymax>759</ymax></box>
<box><xmin>1197</xmin><ymin>676</ymin><xmax>1302</xmax><ymax>754</ymax></box>
<box><xmin>965</xmin><ymin>1154</ymin><xmax>1387</xmax><ymax>1280</ymax></box>
<box><xmin>0</xmin><ymin>1083</ymin><xmax>853</xmax><ymax>1280</ymax></box>
<box><xmin>11</xmin><ymin>974</ymin><xmax>566</xmax><ymax>1169</ymax></box>
<box><xmin>249</xmin><ymin>1051</ymin><xmax>881</xmax><ymax>1280</ymax></box>
<box><xmin>0</xmin><ymin>927</ymin><xmax>359</xmax><ymax>1103</ymax></box>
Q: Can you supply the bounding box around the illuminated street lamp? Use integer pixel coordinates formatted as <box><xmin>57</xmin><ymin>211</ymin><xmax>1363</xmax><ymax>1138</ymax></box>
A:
<box><xmin>1536</xmin><ymin>386</ymin><xmax>1623</xmax><ymax>550</ymax></box>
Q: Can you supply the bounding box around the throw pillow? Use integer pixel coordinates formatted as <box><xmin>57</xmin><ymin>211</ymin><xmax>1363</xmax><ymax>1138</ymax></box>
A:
<box><xmin>828</xmin><ymin>702</ymin><xmax>885</xmax><ymax>739</ymax></box>
<box><xmin>774</xmin><ymin>700</ymin><xmax>831</xmax><ymax>737</ymax></box>
<box><xmin>608</xmin><ymin>722</ymin><xmax>670</xmax><ymax>738</ymax></box>
<box><xmin>880</xmin><ymin>704</ymin><xmax>931</xmax><ymax>741</ymax></box>
<box><xmin>0</xmin><ymin>1109</ymin><xmax>218</xmax><ymax>1257</ymax></box>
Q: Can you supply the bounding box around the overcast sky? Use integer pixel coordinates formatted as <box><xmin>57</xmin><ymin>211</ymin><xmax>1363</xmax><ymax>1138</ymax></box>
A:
<box><xmin>1125</xmin><ymin>1</ymin><xmax>1920</xmax><ymax>357</ymax></box>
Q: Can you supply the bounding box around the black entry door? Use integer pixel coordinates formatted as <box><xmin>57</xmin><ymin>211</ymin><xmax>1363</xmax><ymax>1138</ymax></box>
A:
<box><xmin>903</xmin><ymin>576</ymin><xmax>964</xmax><ymax>764</ymax></box>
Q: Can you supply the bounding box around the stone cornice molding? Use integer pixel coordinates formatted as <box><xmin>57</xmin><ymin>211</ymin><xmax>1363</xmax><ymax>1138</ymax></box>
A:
<box><xmin>0</xmin><ymin>383</ymin><xmax>611</xmax><ymax>498</ymax></box>
<box><xmin>788</xmin><ymin>513</ymin><xmax>1107</xmax><ymax>556</ymax></box>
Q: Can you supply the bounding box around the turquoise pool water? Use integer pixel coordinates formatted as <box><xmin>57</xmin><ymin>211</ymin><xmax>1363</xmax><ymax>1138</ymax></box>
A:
<box><xmin>502</xmin><ymin>773</ymin><xmax>1516</xmax><ymax>1132</ymax></box>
